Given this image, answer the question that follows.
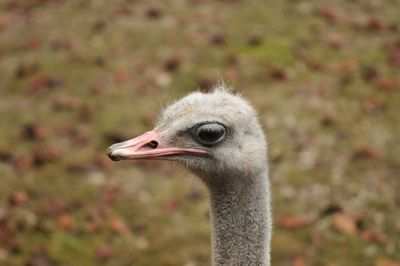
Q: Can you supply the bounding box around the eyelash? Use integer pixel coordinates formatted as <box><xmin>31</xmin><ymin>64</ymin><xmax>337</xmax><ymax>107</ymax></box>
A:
<box><xmin>192</xmin><ymin>121</ymin><xmax>225</xmax><ymax>130</ymax></box>
<box><xmin>175</xmin><ymin>121</ymin><xmax>231</xmax><ymax>141</ymax></box>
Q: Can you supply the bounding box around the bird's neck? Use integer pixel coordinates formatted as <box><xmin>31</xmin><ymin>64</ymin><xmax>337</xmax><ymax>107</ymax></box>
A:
<box><xmin>207</xmin><ymin>168</ymin><xmax>271</xmax><ymax>266</ymax></box>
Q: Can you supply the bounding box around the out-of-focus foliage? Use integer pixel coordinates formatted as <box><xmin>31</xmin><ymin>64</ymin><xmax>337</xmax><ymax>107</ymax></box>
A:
<box><xmin>0</xmin><ymin>0</ymin><xmax>399</xmax><ymax>265</ymax></box>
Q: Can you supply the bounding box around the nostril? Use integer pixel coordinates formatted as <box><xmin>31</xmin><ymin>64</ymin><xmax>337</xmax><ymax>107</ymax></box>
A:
<box><xmin>149</xmin><ymin>140</ymin><xmax>158</xmax><ymax>149</ymax></box>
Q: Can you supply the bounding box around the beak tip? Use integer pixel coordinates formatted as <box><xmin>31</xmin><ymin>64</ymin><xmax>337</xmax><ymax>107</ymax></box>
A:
<box><xmin>107</xmin><ymin>147</ymin><xmax>120</xmax><ymax>161</ymax></box>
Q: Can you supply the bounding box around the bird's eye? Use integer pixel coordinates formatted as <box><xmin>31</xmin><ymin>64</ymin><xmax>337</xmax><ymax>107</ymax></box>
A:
<box><xmin>192</xmin><ymin>123</ymin><xmax>226</xmax><ymax>146</ymax></box>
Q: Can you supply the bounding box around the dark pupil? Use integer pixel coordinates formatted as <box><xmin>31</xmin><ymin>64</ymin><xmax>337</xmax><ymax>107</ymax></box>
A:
<box><xmin>198</xmin><ymin>129</ymin><xmax>223</xmax><ymax>142</ymax></box>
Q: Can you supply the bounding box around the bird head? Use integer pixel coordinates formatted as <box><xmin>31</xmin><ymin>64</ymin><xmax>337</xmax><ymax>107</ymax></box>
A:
<box><xmin>107</xmin><ymin>87</ymin><xmax>267</xmax><ymax>183</ymax></box>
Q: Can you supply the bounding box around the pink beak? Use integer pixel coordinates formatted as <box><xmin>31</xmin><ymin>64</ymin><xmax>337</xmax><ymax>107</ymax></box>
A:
<box><xmin>107</xmin><ymin>130</ymin><xmax>207</xmax><ymax>161</ymax></box>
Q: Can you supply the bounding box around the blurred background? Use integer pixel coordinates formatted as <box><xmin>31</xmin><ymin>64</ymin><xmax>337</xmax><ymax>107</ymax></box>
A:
<box><xmin>0</xmin><ymin>0</ymin><xmax>399</xmax><ymax>265</ymax></box>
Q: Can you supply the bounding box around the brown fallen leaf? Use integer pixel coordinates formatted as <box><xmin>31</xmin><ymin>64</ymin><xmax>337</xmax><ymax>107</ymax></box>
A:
<box><xmin>85</xmin><ymin>221</ymin><xmax>99</xmax><ymax>233</ymax></box>
<box><xmin>21</xmin><ymin>123</ymin><xmax>50</xmax><ymax>140</ymax></box>
<box><xmin>50</xmin><ymin>37</ymin><xmax>74</xmax><ymax>50</ymax></box>
<box><xmin>26</xmin><ymin>37</ymin><xmax>41</xmax><ymax>50</ymax></box>
<box><xmin>361</xmin><ymin>229</ymin><xmax>388</xmax><ymax>245</ymax></box>
<box><xmin>134</xmin><ymin>59</ymin><xmax>148</xmax><ymax>74</ymax></box>
<box><xmin>92</xmin><ymin>20</ymin><xmax>107</xmax><ymax>32</ymax></box>
<box><xmin>94</xmin><ymin>154</ymin><xmax>110</xmax><ymax>170</ymax></box>
<box><xmin>39</xmin><ymin>201</ymin><xmax>71</xmax><ymax>217</ymax></box>
<box><xmin>320</xmin><ymin>115</ymin><xmax>336</xmax><ymax>127</ymax></box>
<box><xmin>88</xmin><ymin>207</ymin><xmax>108</xmax><ymax>222</ymax></box>
<box><xmin>385</xmin><ymin>45</ymin><xmax>400</xmax><ymax>68</ymax></box>
<box><xmin>146</xmin><ymin>6</ymin><xmax>162</xmax><ymax>19</ymax></box>
<box><xmin>395</xmin><ymin>192</ymin><xmax>400</xmax><ymax>206</ymax></box>
<box><xmin>89</xmin><ymin>83</ymin><xmax>106</xmax><ymax>94</ymax></box>
<box><xmin>14</xmin><ymin>62</ymin><xmax>40</xmax><ymax>79</ymax></box>
<box><xmin>13</xmin><ymin>155</ymin><xmax>33</xmax><ymax>172</ymax></box>
<box><xmin>337</xmin><ymin>59</ymin><xmax>358</xmax><ymax>73</ymax></box>
<box><xmin>69</xmin><ymin>126</ymin><xmax>90</xmax><ymax>147</ymax></box>
<box><xmin>361</xmin><ymin>65</ymin><xmax>379</xmax><ymax>81</ymax></box>
<box><xmin>101</xmin><ymin>181</ymin><xmax>121</xmax><ymax>205</ymax></box>
<box><xmin>28</xmin><ymin>75</ymin><xmax>61</xmax><ymax>93</ymax></box>
<box><xmin>0</xmin><ymin>149</ymin><xmax>13</xmax><ymax>162</ymax></box>
<box><xmin>363</xmin><ymin>98</ymin><xmax>385</xmax><ymax>112</ymax></box>
<box><xmin>9</xmin><ymin>191</ymin><xmax>29</xmax><ymax>206</ymax></box>
<box><xmin>278</xmin><ymin>215</ymin><xmax>308</xmax><ymax>230</ymax></box>
<box><xmin>164</xmin><ymin>56</ymin><xmax>182</xmax><ymax>72</ymax></box>
<box><xmin>114</xmin><ymin>69</ymin><xmax>129</xmax><ymax>84</ymax></box>
<box><xmin>326</xmin><ymin>34</ymin><xmax>346</xmax><ymax>49</ymax></box>
<box><xmin>197</xmin><ymin>76</ymin><xmax>217</xmax><ymax>93</ymax></box>
<box><xmin>351</xmin><ymin>145</ymin><xmax>381</xmax><ymax>160</ymax></box>
<box><xmin>366</xmin><ymin>17</ymin><xmax>388</xmax><ymax>31</ymax></box>
<box><xmin>269</xmin><ymin>68</ymin><xmax>287</xmax><ymax>81</ymax></box>
<box><xmin>317</xmin><ymin>5</ymin><xmax>339</xmax><ymax>23</ymax></box>
<box><xmin>33</xmin><ymin>146</ymin><xmax>63</xmax><ymax>167</ymax></box>
<box><xmin>108</xmin><ymin>217</ymin><xmax>130</xmax><ymax>235</ymax></box>
<box><xmin>136</xmin><ymin>81</ymin><xmax>152</xmax><ymax>95</ymax></box>
<box><xmin>53</xmin><ymin>96</ymin><xmax>81</xmax><ymax>111</ymax></box>
<box><xmin>333</xmin><ymin>213</ymin><xmax>357</xmax><ymax>236</ymax></box>
<box><xmin>0</xmin><ymin>217</ymin><xmax>13</xmax><ymax>243</ymax></box>
<box><xmin>26</xmin><ymin>248</ymin><xmax>56</xmax><ymax>266</ymax></box>
<box><xmin>224</xmin><ymin>65</ymin><xmax>240</xmax><ymax>81</ymax></box>
<box><xmin>113</xmin><ymin>2</ymin><xmax>133</xmax><ymax>16</ymax></box>
<box><xmin>375</xmin><ymin>78</ymin><xmax>398</xmax><ymax>92</ymax></box>
<box><xmin>209</xmin><ymin>33</ymin><xmax>226</xmax><ymax>46</ymax></box>
<box><xmin>66</xmin><ymin>162</ymin><xmax>92</xmax><ymax>174</ymax></box>
<box><xmin>164</xmin><ymin>199</ymin><xmax>179</xmax><ymax>215</ymax></box>
<box><xmin>95</xmin><ymin>244</ymin><xmax>114</xmax><ymax>262</ymax></box>
<box><xmin>310</xmin><ymin>230</ymin><xmax>326</xmax><ymax>248</ymax></box>
<box><xmin>293</xmin><ymin>257</ymin><xmax>305</xmax><ymax>266</ymax></box>
<box><xmin>93</xmin><ymin>56</ymin><xmax>106</xmax><ymax>67</ymax></box>
<box><xmin>0</xmin><ymin>16</ymin><xmax>9</xmax><ymax>30</ymax></box>
<box><xmin>187</xmin><ymin>188</ymin><xmax>204</xmax><ymax>202</ymax></box>
<box><xmin>58</xmin><ymin>214</ymin><xmax>74</xmax><ymax>231</ymax></box>
<box><xmin>375</xmin><ymin>259</ymin><xmax>400</xmax><ymax>266</ymax></box>
<box><xmin>79</xmin><ymin>103</ymin><xmax>95</xmax><ymax>122</ymax></box>
<box><xmin>247</xmin><ymin>35</ymin><xmax>263</xmax><ymax>47</ymax></box>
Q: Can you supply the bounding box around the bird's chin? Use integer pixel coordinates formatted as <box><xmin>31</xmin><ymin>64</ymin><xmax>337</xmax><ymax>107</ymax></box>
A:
<box><xmin>106</xmin><ymin>130</ymin><xmax>207</xmax><ymax>162</ymax></box>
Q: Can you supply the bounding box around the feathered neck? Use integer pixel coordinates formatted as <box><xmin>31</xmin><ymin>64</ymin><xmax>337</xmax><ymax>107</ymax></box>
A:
<box><xmin>207</xmin><ymin>167</ymin><xmax>271</xmax><ymax>266</ymax></box>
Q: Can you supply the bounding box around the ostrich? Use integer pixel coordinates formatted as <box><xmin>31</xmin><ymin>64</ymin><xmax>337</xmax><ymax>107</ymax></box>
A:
<box><xmin>107</xmin><ymin>86</ymin><xmax>271</xmax><ymax>266</ymax></box>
